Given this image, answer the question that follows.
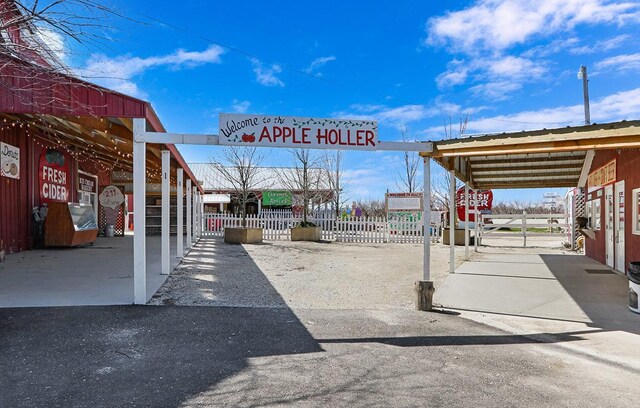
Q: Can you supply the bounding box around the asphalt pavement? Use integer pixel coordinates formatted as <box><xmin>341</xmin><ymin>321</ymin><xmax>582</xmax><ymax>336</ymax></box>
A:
<box><xmin>1</xmin><ymin>305</ymin><xmax>637</xmax><ymax>408</ymax></box>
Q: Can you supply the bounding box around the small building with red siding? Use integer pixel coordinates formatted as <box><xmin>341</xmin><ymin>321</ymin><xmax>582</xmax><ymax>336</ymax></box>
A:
<box><xmin>584</xmin><ymin>149</ymin><xmax>640</xmax><ymax>274</ymax></box>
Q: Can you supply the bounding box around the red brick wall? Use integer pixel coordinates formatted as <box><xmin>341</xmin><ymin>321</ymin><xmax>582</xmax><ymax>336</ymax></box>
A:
<box><xmin>585</xmin><ymin>149</ymin><xmax>640</xmax><ymax>271</ymax></box>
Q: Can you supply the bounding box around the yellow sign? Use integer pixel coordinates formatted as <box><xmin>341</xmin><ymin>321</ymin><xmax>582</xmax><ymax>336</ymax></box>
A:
<box><xmin>588</xmin><ymin>159</ymin><xmax>616</xmax><ymax>188</ymax></box>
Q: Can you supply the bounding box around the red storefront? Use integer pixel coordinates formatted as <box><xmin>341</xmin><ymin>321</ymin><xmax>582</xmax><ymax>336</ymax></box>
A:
<box><xmin>584</xmin><ymin>149</ymin><xmax>640</xmax><ymax>274</ymax></box>
<box><xmin>0</xmin><ymin>54</ymin><xmax>200</xmax><ymax>254</ymax></box>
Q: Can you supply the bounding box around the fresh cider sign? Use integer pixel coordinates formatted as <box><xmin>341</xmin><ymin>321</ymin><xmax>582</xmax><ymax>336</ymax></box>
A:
<box><xmin>219</xmin><ymin>114</ymin><xmax>378</xmax><ymax>150</ymax></box>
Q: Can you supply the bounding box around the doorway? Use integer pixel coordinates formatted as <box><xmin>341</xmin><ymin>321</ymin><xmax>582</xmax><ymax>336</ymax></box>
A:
<box><xmin>614</xmin><ymin>180</ymin><xmax>625</xmax><ymax>273</ymax></box>
<box><xmin>605</xmin><ymin>185</ymin><xmax>614</xmax><ymax>269</ymax></box>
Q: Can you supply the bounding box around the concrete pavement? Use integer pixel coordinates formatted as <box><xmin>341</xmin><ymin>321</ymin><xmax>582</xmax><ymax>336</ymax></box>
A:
<box><xmin>0</xmin><ymin>236</ymin><xmax>178</xmax><ymax>306</ymax></box>
<box><xmin>435</xmin><ymin>251</ymin><xmax>640</xmax><ymax>372</ymax></box>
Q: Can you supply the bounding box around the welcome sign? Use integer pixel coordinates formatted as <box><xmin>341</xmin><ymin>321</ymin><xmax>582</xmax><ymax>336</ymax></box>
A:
<box><xmin>1</xmin><ymin>142</ymin><xmax>20</xmax><ymax>179</ymax></box>
<box><xmin>219</xmin><ymin>114</ymin><xmax>378</xmax><ymax>150</ymax></box>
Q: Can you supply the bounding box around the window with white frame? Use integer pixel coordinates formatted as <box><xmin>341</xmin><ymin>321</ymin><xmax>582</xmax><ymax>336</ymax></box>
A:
<box><xmin>586</xmin><ymin>200</ymin><xmax>593</xmax><ymax>228</ymax></box>
<box><xmin>593</xmin><ymin>198</ymin><xmax>601</xmax><ymax>230</ymax></box>
<box><xmin>633</xmin><ymin>188</ymin><xmax>640</xmax><ymax>235</ymax></box>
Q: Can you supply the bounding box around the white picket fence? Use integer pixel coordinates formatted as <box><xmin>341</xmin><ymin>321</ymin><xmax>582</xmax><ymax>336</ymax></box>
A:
<box><xmin>202</xmin><ymin>212</ymin><xmax>441</xmax><ymax>244</ymax></box>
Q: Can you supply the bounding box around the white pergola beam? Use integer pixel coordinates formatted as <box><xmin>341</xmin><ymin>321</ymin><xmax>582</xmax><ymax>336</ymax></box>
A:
<box><xmin>137</xmin><ymin>131</ymin><xmax>433</xmax><ymax>153</ymax></box>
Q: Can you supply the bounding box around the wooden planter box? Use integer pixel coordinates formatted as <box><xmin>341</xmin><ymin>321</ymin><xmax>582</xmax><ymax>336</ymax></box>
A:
<box><xmin>442</xmin><ymin>228</ymin><xmax>474</xmax><ymax>246</ymax></box>
<box><xmin>224</xmin><ymin>227</ymin><xmax>263</xmax><ymax>244</ymax></box>
<box><xmin>290</xmin><ymin>226</ymin><xmax>322</xmax><ymax>242</ymax></box>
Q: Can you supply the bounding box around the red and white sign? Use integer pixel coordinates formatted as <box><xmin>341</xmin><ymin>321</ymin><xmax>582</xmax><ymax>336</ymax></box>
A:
<box><xmin>456</xmin><ymin>188</ymin><xmax>493</xmax><ymax>222</ymax></box>
<box><xmin>39</xmin><ymin>148</ymin><xmax>70</xmax><ymax>204</ymax></box>
<box><xmin>219</xmin><ymin>114</ymin><xmax>378</xmax><ymax>150</ymax></box>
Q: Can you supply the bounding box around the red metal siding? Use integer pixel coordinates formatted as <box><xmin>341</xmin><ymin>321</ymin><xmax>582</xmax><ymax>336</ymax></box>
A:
<box><xmin>0</xmin><ymin>55</ymin><xmax>147</xmax><ymax>118</ymax></box>
<box><xmin>585</xmin><ymin>149</ymin><xmax>640</xmax><ymax>271</ymax></box>
<box><xmin>0</xmin><ymin>126</ymin><xmax>30</xmax><ymax>253</ymax></box>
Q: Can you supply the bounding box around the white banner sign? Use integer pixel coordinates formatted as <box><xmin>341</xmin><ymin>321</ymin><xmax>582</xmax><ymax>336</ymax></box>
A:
<box><xmin>386</xmin><ymin>193</ymin><xmax>423</xmax><ymax>212</ymax></box>
<box><xmin>1</xmin><ymin>142</ymin><xmax>20</xmax><ymax>179</ymax></box>
<box><xmin>219</xmin><ymin>113</ymin><xmax>378</xmax><ymax>150</ymax></box>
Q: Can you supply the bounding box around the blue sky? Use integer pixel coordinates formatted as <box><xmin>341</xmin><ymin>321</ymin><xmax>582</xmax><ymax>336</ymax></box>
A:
<box><xmin>61</xmin><ymin>0</ymin><xmax>640</xmax><ymax>203</ymax></box>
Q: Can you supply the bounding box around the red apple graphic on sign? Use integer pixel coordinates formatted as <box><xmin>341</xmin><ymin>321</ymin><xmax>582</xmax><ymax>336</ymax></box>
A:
<box><xmin>241</xmin><ymin>133</ymin><xmax>256</xmax><ymax>143</ymax></box>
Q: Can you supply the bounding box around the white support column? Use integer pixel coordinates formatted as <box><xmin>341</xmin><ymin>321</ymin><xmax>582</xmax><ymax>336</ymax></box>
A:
<box><xmin>423</xmin><ymin>158</ymin><xmax>431</xmax><ymax>281</ymax></box>
<box><xmin>416</xmin><ymin>156</ymin><xmax>434</xmax><ymax>311</ymax></box>
<box><xmin>449</xmin><ymin>170</ymin><xmax>456</xmax><ymax>274</ymax></box>
<box><xmin>161</xmin><ymin>150</ymin><xmax>170</xmax><ymax>275</ymax></box>
<box><xmin>523</xmin><ymin>210</ymin><xmax>527</xmax><ymax>247</ymax></box>
<box><xmin>132</xmin><ymin>118</ymin><xmax>147</xmax><ymax>304</ymax></box>
<box><xmin>474</xmin><ymin>190</ymin><xmax>479</xmax><ymax>252</ymax></box>
<box><xmin>464</xmin><ymin>183</ymin><xmax>470</xmax><ymax>261</ymax></box>
<box><xmin>176</xmin><ymin>168</ymin><xmax>183</xmax><ymax>258</ymax></box>
<box><xmin>192</xmin><ymin>189</ymin><xmax>197</xmax><ymax>244</ymax></box>
<box><xmin>198</xmin><ymin>193</ymin><xmax>203</xmax><ymax>239</ymax></box>
<box><xmin>186</xmin><ymin>180</ymin><xmax>192</xmax><ymax>250</ymax></box>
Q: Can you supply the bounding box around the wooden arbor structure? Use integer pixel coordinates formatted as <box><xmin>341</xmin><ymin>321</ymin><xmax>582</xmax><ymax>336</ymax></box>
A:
<box><xmin>419</xmin><ymin>120</ymin><xmax>640</xmax><ymax>275</ymax></box>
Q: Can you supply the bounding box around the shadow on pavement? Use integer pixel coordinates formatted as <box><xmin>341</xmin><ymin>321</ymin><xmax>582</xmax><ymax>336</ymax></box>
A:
<box><xmin>318</xmin><ymin>330</ymin><xmax>597</xmax><ymax>347</ymax></box>
<box><xmin>0</xmin><ymin>305</ymin><xmax>323</xmax><ymax>408</ymax></box>
<box><xmin>541</xmin><ymin>254</ymin><xmax>640</xmax><ymax>335</ymax></box>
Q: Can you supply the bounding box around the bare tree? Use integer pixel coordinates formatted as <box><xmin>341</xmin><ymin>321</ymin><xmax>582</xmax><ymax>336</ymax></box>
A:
<box><xmin>0</xmin><ymin>0</ymin><xmax>130</xmax><ymax>111</ymax></box>
<box><xmin>210</xmin><ymin>146</ymin><xmax>265</xmax><ymax>227</ymax></box>
<box><xmin>431</xmin><ymin>112</ymin><xmax>469</xmax><ymax>210</ymax></box>
<box><xmin>395</xmin><ymin>125</ymin><xmax>422</xmax><ymax>193</ymax></box>
<box><xmin>323</xmin><ymin>150</ymin><xmax>349</xmax><ymax>217</ymax></box>
<box><xmin>279</xmin><ymin>149</ymin><xmax>322</xmax><ymax>226</ymax></box>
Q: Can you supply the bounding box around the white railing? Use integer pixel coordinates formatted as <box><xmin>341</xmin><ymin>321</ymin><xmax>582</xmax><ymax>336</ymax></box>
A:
<box><xmin>202</xmin><ymin>212</ymin><xmax>442</xmax><ymax>244</ymax></box>
<box><xmin>478</xmin><ymin>212</ymin><xmax>570</xmax><ymax>246</ymax></box>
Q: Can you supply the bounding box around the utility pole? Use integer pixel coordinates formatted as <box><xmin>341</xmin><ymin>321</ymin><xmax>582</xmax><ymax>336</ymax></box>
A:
<box><xmin>578</xmin><ymin>65</ymin><xmax>591</xmax><ymax>125</ymax></box>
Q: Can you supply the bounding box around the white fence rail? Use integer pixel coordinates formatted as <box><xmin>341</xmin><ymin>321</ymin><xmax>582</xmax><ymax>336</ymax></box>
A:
<box><xmin>202</xmin><ymin>213</ymin><xmax>442</xmax><ymax>244</ymax></box>
<box><xmin>478</xmin><ymin>212</ymin><xmax>570</xmax><ymax>246</ymax></box>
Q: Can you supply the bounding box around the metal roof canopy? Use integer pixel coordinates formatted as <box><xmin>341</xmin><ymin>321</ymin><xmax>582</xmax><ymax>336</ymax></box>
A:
<box><xmin>420</xmin><ymin>120</ymin><xmax>640</xmax><ymax>189</ymax></box>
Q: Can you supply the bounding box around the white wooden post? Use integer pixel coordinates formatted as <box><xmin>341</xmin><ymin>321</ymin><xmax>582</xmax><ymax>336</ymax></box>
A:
<box><xmin>523</xmin><ymin>210</ymin><xmax>527</xmax><ymax>247</ymax></box>
<box><xmin>161</xmin><ymin>150</ymin><xmax>170</xmax><ymax>275</ymax></box>
<box><xmin>192</xmin><ymin>189</ymin><xmax>197</xmax><ymax>244</ymax></box>
<box><xmin>186</xmin><ymin>180</ymin><xmax>192</xmax><ymax>250</ymax></box>
<box><xmin>132</xmin><ymin>118</ymin><xmax>147</xmax><ymax>304</ymax></box>
<box><xmin>464</xmin><ymin>183</ymin><xmax>469</xmax><ymax>261</ymax></box>
<box><xmin>449</xmin><ymin>170</ymin><xmax>456</xmax><ymax>274</ymax></box>
<box><xmin>474</xmin><ymin>190</ymin><xmax>479</xmax><ymax>252</ymax></box>
<box><xmin>176</xmin><ymin>168</ymin><xmax>183</xmax><ymax>258</ymax></box>
<box><xmin>423</xmin><ymin>157</ymin><xmax>431</xmax><ymax>281</ymax></box>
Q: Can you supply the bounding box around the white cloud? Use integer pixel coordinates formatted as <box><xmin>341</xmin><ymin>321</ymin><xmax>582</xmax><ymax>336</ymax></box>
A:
<box><xmin>35</xmin><ymin>28</ymin><xmax>66</xmax><ymax>62</ymax></box>
<box><xmin>77</xmin><ymin>45</ymin><xmax>225</xmax><ymax>98</ymax></box>
<box><xmin>468</xmin><ymin>81</ymin><xmax>522</xmax><ymax>100</ymax></box>
<box><xmin>231</xmin><ymin>99</ymin><xmax>251</xmax><ymax>113</ymax></box>
<box><xmin>436</xmin><ymin>55</ymin><xmax>546</xmax><ymax>98</ymax></box>
<box><xmin>250</xmin><ymin>58</ymin><xmax>284</xmax><ymax>87</ymax></box>
<box><xmin>426</xmin><ymin>0</ymin><xmax>639</xmax><ymax>53</ymax></box>
<box><xmin>421</xmin><ymin>87</ymin><xmax>640</xmax><ymax>137</ymax></box>
<box><xmin>334</xmin><ymin>104</ymin><xmax>439</xmax><ymax>127</ymax></box>
<box><xmin>569</xmin><ymin>34</ymin><xmax>630</xmax><ymax>54</ymax></box>
<box><xmin>594</xmin><ymin>53</ymin><xmax>640</xmax><ymax>74</ymax></box>
<box><xmin>436</xmin><ymin>59</ymin><xmax>468</xmax><ymax>88</ymax></box>
<box><xmin>522</xmin><ymin>37</ymin><xmax>581</xmax><ymax>58</ymax></box>
<box><xmin>303</xmin><ymin>55</ymin><xmax>336</xmax><ymax>74</ymax></box>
